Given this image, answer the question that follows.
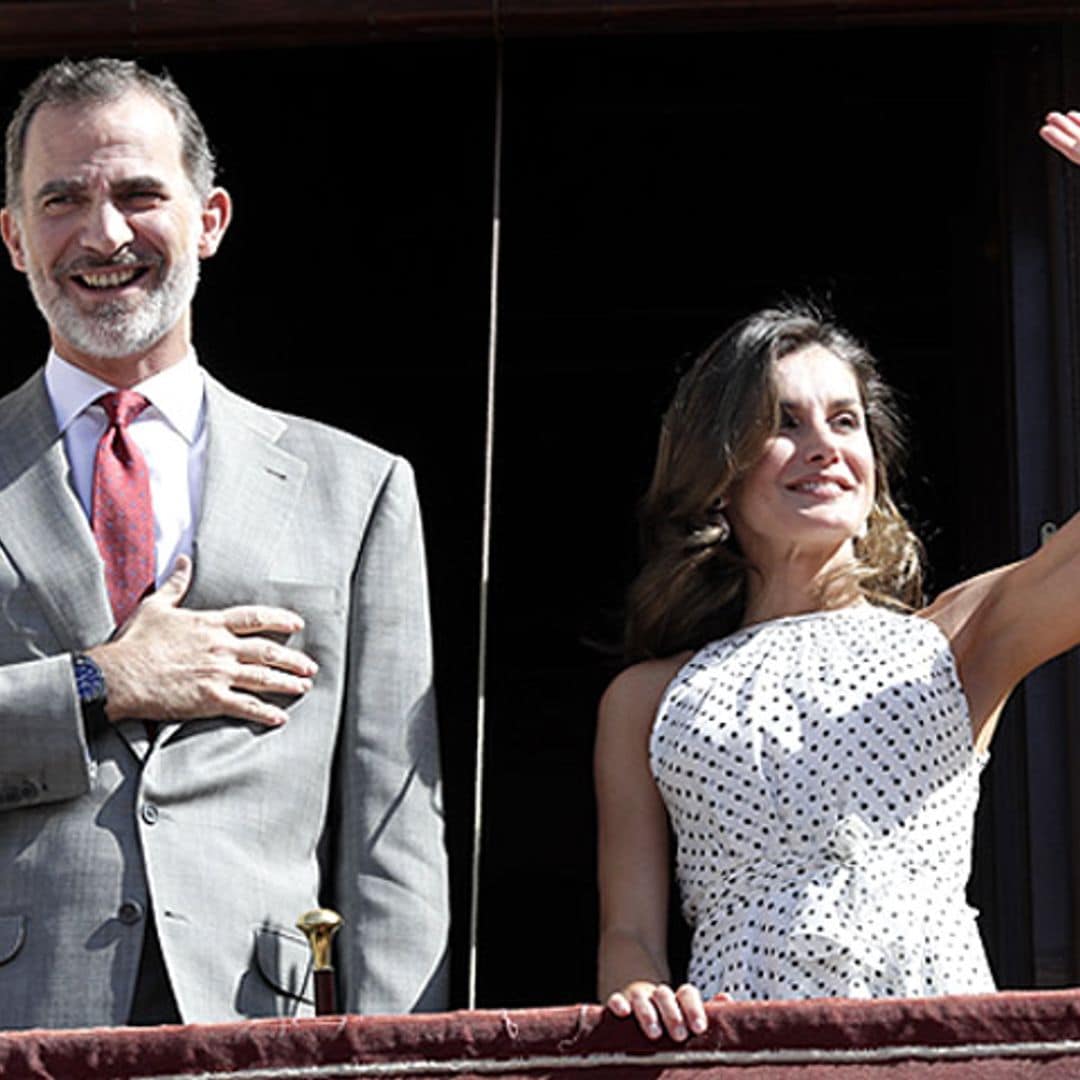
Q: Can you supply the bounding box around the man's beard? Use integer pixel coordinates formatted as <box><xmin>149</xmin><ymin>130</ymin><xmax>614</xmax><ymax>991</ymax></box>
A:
<box><xmin>28</xmin><ymin>249</ymin><xmax>200</xmax><ymax>360</ymax></box>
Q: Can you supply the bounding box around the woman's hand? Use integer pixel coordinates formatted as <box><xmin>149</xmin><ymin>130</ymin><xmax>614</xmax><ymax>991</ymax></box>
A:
<box><xmin>1040</xmin><ymin>110</ymin><xmax>1080</xmax><ymax>165</ymax></box>
<box><xmin>605</xmin><ymin>980</ymin><xmax>708</xmax><ymax>1041</ymax></box>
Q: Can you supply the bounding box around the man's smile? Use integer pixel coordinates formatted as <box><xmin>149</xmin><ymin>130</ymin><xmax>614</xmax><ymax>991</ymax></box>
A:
<box><xmin>60</xmin><ymin>254</ymin><xmax>157</xmax><ymax>296</ymax></box>
<box><xmin>73</xmin><ymin>265</ymin><xmax>148</xmax><ymax>290</ymax></box>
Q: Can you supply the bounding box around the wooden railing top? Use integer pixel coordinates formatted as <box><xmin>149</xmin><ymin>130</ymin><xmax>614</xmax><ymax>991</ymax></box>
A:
<box><xmin>2</xmin><ymin>993</ymin><xmax>1080</xmax><ymax>1078</ymax></box>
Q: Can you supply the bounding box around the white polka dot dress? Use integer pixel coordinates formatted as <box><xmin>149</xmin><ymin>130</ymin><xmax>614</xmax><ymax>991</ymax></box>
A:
<box><xmin>650</xmin><ymin>605</ymin><xmax>995</xmax><ymax>1001</ymax></box>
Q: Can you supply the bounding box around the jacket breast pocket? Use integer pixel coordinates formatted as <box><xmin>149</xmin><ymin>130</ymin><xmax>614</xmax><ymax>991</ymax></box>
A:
<box><xmin>261</xmin><ymin>582</ymin><xmax>344</xmax><ymax>659</ymax></box>
<box><xmin>261</xmin><ymin>582</ymin><xmax>343</xmax><ymax>617</ymax></box>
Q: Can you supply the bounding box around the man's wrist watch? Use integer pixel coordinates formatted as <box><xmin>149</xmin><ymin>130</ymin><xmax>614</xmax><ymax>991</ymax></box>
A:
<box><xmin>72</xmin><ymin>653</ymin><xmax>108</xmax><ymax>730</ymax></box>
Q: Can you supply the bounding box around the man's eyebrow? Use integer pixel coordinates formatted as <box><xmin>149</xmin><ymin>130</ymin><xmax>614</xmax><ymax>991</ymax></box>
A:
<box><xmin>33</xmin><ymin>178</ymin><xmax>85</xmax><ymax>201</ymax></box>
<box><xmin>112</xmin><ymin>175</ymin><xmax>167</xmax><ymax>193</ymax></box>
<box><xmin>32</xmin><ymin>175</ymin><xmax>168</xmax><ymax>202</ymax></box>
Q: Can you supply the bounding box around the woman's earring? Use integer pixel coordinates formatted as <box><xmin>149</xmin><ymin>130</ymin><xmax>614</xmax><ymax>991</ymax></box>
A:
<box><xmin>707</xmin><ymin>497</ymin><xmax>731</xmax><ymax>543</ymax></box>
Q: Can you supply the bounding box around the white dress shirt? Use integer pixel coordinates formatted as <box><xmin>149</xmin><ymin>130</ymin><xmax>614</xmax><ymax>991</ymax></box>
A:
<box><xmin>45</xmin><ymin>350</ymin><xmax>208</xmax><ymax>587</ymax></box>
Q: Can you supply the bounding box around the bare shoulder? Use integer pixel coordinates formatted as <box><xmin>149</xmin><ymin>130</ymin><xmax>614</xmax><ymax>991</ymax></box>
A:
<box><xmin>599</xmin><ymin>654</ymin><xmax>691</xmax><ymax>729</ymax></box>
<box><xmin>596</xmin><ymin>654</ymin><xmax>692</xmax><ymax>795</ymax></box>
<box><xmin>920</xmin><ymin>564</ymin><xmax>1015</xmax><ymax>645</ymax></box>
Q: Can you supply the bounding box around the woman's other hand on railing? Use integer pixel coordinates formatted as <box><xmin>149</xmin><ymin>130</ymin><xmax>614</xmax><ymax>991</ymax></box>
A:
<box><xmin>604</xmin><ymin>980</ymin><xmax>709</xmax><ymax>1041</ymax></box>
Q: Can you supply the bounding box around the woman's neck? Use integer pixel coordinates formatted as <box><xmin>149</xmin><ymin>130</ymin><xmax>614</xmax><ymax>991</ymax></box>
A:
<box><xmin>740</xmin><ymin>545</ymin><xmax>863</xmax><ymax>627</ymax></box>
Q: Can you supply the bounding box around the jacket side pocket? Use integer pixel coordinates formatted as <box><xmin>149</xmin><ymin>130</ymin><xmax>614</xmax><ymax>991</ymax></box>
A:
<box><xmin>252</xmin><ymin>924</ymin><xmax>314</xmax><ymax>1005</ymax></box>
<box><xmin>0</xmin><ymin>914</ymin><xmax>26</xmax><ymax>965</ymax></box>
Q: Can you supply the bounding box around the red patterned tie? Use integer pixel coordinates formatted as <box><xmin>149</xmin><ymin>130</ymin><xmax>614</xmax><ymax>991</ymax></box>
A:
<box><xmin>92</xmin><ymin>391</ymin><xmax>155</xmax><ymax>626</ymax></box>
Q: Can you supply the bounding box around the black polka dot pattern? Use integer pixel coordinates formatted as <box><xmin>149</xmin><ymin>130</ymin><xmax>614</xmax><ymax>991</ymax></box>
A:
<box><xmin>650</xmin><ymin>606</ymin><xmax>995</xmax><ymax>1001</ymax></box>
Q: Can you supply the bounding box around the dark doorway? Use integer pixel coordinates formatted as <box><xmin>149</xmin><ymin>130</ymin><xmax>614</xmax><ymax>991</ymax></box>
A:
<box><xmin>479</xmin><ymin>26</ymin><xmax>1025</xmax><ymax>1007</ymax></box>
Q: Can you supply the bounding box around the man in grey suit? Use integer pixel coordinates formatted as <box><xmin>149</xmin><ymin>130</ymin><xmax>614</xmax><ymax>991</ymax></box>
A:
<box><xmin>0</xmin><ymin>57</ymin><xmax>449</xmax><ymax>1029</ymax></box>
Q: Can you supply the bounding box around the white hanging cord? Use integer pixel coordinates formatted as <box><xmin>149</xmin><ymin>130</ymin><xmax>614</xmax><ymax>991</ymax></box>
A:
<box><xmin>467</xmin><ymin>25</ymin><xmax>505</xmax><ymax>1011</ymax></box>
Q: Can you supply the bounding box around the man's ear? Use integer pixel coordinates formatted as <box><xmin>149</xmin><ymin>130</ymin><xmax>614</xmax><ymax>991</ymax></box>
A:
<box><xmin>198</xmin><ymin>187</ymin><xmax>232</xmax><ymax>259</ymax></box>
<box><xmin>0</xmin><ymin>208</ymin><xmax>28</xmax><ymax>273</ymax></box>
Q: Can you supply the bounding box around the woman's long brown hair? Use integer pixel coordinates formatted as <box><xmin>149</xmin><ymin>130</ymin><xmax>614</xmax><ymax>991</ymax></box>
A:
<box><xmin>624</xmin><ymin>304</ymin><xmax>924</xmax><ymax>661</ymax></box>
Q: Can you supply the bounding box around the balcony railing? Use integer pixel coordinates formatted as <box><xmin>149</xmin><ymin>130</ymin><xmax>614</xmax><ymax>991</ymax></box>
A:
<box><xmin>2</xmin><ymin>993</ymin><xmax>1080</xmax><ymax>1078</ymax></box>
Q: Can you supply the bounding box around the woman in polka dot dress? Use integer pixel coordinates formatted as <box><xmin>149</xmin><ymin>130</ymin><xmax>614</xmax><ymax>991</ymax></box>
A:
<box><xmin>595</xmin><ymin>301</ymin><xmax>1079</xmax><ymax>1040</ymax></box>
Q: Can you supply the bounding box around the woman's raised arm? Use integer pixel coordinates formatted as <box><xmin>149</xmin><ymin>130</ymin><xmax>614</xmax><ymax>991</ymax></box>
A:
<box><xmin>595</xmin><ymin>655</ymin><xmax>708</xmax><ymax>1040</ymax></box>
<box><xmin>927</xmin><ymin>512</ymin><xmax>1079</xmax><ymax>749</ymax></box>
<box><xmin>930</xmin><ymin>119</ymin><xmax>1080</xmax><ymax>745</ymax></box>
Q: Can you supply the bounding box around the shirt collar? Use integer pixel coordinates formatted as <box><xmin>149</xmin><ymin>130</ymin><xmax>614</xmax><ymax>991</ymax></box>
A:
<box><xmin>45</xmin><ymin>349</ymin><xmax>206</xmax><ymax>444</ymax></box>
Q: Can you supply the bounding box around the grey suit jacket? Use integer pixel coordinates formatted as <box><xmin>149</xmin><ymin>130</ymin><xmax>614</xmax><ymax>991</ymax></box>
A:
<box><xmin>0</xmin><ymin>370</ymin><xmax>449</xmax><ymax>1030</ymax></box>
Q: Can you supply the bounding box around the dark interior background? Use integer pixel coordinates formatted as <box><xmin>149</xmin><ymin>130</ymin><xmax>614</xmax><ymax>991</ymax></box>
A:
<box><xmin>0</xmin><ymin>18</ymin><xmax>1074</xmax><ymax>1011</ymax></box>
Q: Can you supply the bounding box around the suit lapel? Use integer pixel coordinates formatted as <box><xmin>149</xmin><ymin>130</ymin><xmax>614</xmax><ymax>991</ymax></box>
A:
<box><xmin>186</xmin><ymin>377</ymin><xmax>308</xmax><ymax>609</ymax></box>
<box><xmin>0</xmin><ymin>373</ymin><xmax>113</xmax><ymax>652</ymax></box>
<box><xmin>155</xmin><ymin>376</ymin><xmax>308</xmax><ymax>747</ymax></box>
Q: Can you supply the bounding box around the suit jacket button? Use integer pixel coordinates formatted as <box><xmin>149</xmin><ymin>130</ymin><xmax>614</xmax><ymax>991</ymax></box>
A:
<box><xmin>118</xmin><ymin>900</ymin><xmax>144</xmax><ymax>925</ymax></box>
<box><xmin>141</xmin><ymin>803</ymin><xmax>159</xmax><ymax>825</ymax></box>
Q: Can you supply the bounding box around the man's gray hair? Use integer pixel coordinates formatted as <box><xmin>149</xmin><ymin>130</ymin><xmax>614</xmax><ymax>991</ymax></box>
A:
<box><xmin>5</xmin><ymin>57</ymin><xmax>216</xmax><ymax>210</ymax></box>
